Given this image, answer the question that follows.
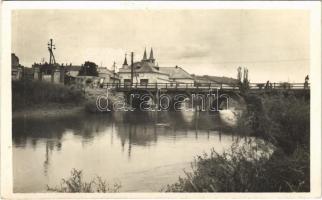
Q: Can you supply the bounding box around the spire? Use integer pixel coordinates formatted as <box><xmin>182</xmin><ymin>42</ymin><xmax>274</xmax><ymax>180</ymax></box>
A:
<box><xmin>149</xmin><ymin>48</ymin><xmax>154</xmax><ymax>60</ymax></box>
<box><xmin>123</xmin><ymin>54</ymin><xmax>128</xmax><ymax>66</ymax></box>
<box><xmin>143</xmin><ymin>48</ymin><xmax>147</xmax><ymax>60</ymax></box>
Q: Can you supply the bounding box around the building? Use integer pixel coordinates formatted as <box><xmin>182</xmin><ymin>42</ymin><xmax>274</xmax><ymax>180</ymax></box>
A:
<box><xmin>118</xmin><ymin>48</ymin><xmax>194</xmax><ymax>86</ymax></box>
<box><xmin>98</xmin><ymin>66</ymin><xmax>120</xmax><ymax>85</ymax></box>
<box><xmin>32</xmin><ymin>62</ymin><xmax>65</xmax><ymax>84</ymax></box>
<box><xmin>22</xmin><ymin>67</ymin><xmax>35</xmax><ymax>80</ymax></box>
<box><xmin>64</xmin><ymin>64</ymin><xmax>82</xmax><ymax>84</ymax></box>
<box><xmin>11</xmin><ymin>53</ymin><xmax>23</xmax><ymax>80</ymax></box>
<box><xmin>158</xmin><ymin>66</ymin><xmax>194</xmax><ymax>84</ymax></box>
<box><xmin>64</xmin><ymin>64</ymin><xmax>82</xmax><ymax>78</ymax></box>
<box><xmin>74</xmin><ymin>65</ymin><xmax>120</xmax><ymax>88</ymax></box>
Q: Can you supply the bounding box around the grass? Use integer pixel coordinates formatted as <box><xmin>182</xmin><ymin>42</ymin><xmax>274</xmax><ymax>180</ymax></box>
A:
<box><xmin>47</xmin><ymin>168</ymin><xmax>121</xmax><ymax>193</ymax></box>
<box><xmin>12</xmin><ymin>80</ymin><xmax>84</xmax><ymax>111</ymax></box>
<box><xmin>165</xmin><ymin>92</ymin><xmax>310</xmax><ymax>192</ymax></box>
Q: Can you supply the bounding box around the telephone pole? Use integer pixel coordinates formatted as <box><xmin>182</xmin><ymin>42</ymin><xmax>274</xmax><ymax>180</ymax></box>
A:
<box><xmin>47</xmin><ymin>39</ymin><xmax>56</xmax><ymax>65</ymax></box>
<box><xmin>113</xmin><ymin>61</ymin><xmax>116</xmax><ymax>84</ymax></box>
<box><xmin>113</xmin><ymin>61</ymin><xmax>116</xmax><ymax>72</ymax></box>
<box><xmin>131</xmin><ymin>52</ymin><xmax>134</xmax><ymax>86</ymax></box>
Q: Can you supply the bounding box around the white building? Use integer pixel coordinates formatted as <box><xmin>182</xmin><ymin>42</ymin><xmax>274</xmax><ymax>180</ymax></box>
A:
<box><xmin>98</xmin><ymin>67</ymin><xmax>120</xmax><ymax>85</ymax></box>
<box><xmin>118</xmin><ymin>48</ymin><xmax>194</xmax><ymax>86</ymax></box>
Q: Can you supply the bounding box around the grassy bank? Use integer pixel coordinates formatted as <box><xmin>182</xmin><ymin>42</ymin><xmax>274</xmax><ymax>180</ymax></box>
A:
<box><xmin>165</xmin><ymin>92</ymin><xmax>310</xmax><ymax>192</ymax></box>
<box><xmin>12</xmin><ymin>80</ymin><xmax>85</xmax><ymax>113</ymax></box>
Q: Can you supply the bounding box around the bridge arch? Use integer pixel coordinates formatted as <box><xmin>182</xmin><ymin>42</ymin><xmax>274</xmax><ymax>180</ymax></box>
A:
<box><xmin>209</xmin><ymin>91</ymin><xmax>245</xmax><ymax>111</ymax></box>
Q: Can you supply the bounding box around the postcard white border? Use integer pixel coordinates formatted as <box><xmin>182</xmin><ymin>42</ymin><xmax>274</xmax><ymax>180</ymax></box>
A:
<box><xmin>1</xmin><ymin>1</ymin><xmax>321</xmax><ymax>199</ymax></box>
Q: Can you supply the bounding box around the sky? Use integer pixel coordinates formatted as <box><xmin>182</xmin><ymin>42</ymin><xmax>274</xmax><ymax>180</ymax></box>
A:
<box><xmin>12</xmin><ymin>10</ymin><xmax>310</xmax><ymax>82</ymax></box>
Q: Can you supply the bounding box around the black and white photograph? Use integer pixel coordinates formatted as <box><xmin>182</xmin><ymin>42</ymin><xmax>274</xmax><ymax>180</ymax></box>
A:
<box><xmin>0</xmin><ymin>1</ymin><xmax>321</xmax><ymax>199</ymax></box>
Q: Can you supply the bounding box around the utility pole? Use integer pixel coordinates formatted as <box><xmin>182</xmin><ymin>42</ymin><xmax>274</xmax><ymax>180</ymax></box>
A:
<box><xmin>47</xmin><ymin>38</ymin><xmax>56</xmax><ymax>65</ymax></box>
<box><xmin>131</xmin><ymin>52</ymin><xmax>134</xmax><ymax>86</ymax></box>
<box><xmin>112</xmin><ymin>61</ymin><xmax>116</xmax><ymax>72</ymax></box>
<box><xmin>113</xmin><ymin>61</ymin><xmax>116</xmax><ymax>84</ymax></box>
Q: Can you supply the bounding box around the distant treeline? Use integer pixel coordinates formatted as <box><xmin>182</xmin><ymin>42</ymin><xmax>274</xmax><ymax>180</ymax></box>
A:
<box><xmin>12</xmin><ymin>80</ymin><xmax>85</xmax><ymax>111</ymax></box>
<box><xmin>165</xmin><ymin>92</ymin><xmax>310</xmax><ymax>192</ymax></box>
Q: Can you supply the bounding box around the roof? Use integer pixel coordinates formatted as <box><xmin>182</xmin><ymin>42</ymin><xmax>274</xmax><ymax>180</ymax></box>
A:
<box><xmin>118</xmin><ymin>60</ymin><xmax>193</xmax><ymax>80</ymax></box>
<box><xmin>119</xmin><ymin>61</ymin><xmax>168</xmax><ymax>76</ymax></box>
<box><xmin>98</xmin><ymin>67</ymin><xmax>114</xmax><ymax>73</ymax></box>
<box><xmin>135</xmin><ymin>62</ymin><xmax>159</xmax><ymax>73</ymax></box>
<box><xmin>158</xmin><ymin>66</ymin><xmax>193</xmax><ymax>79</ymax></box>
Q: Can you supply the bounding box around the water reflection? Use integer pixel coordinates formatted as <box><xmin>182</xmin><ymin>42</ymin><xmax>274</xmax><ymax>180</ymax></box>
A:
<box><xmin>13</xmin><ymin>111</ymin><xmax>240</xmax><ymax>192</ymax></box>
<box><xmin>13</xmin><ymin>111</ymin><xmax>231</xmax><ymax>151</ymax></box>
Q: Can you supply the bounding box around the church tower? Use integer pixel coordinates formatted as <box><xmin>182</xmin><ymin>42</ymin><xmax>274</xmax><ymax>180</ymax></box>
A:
<box><xmin>142</xmin><ymin>48</ymin><xmax>148</xmax><ymax>61</ymax></box>
<box><xmin>149</xmin><ymin>48</ymin><xmax>155</xmax><ymax>64</ymax></box>
<box><xmin>122</xmin><ymin>54</ymin><xmax>128</xmax><ymax>67</ymax></box>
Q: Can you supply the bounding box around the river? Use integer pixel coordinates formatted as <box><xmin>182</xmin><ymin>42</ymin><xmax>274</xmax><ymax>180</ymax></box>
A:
<box><xmin>13</xmin><ymin>111</ymin><xmax>242</xmax><ymax>192</ymax></box>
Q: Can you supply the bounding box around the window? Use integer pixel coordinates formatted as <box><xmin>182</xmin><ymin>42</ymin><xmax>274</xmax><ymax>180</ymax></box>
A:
<box><xmin>140</xmin><ymin>79</ymin><xmax>149</xmax><ymax>86</ymax></box>
<box><xmin>124</xmin><ymin>79</ymin><xmax>131</xmax><ymax>86</ymax></box>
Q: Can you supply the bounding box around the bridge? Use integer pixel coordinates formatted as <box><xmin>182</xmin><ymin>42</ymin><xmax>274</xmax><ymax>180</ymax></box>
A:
<box><xmin>102</xmin><ymin>82</ymin><xmax>310</xmax><ymax>92</ymax></box>
<box><xmin>92</xmin><ymin>82</ymin><xmax>310</xmax><ymax>111</ymax></box>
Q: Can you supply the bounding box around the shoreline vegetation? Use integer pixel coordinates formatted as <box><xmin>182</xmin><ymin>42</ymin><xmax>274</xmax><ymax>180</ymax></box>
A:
<box><xmin>164</xmin><ymin>93</ymin><xmax>310</xmax><ymax>192</ymax></box>
<box><xmin>12</xmin><ymin>80</ymin><xmax>85</xmax><ymax>118</ymax></box>
<box><xmin>12</xmin><ymin>103</ymin><xmax>85</xmax><ymax>118</ymax></box>
<box><xmin>47</xmin><ymin>169</ymin><xmax>121</xmax><ymax>193</ymax></box>
<box><xmin>12</xmin><ymin>80</ymin><xmax>310</xmax><ymax>192</ymax></box>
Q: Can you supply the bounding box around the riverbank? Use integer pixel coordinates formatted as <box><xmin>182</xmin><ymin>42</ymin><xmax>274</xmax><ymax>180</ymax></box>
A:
<box><xmin>12</xmin><ymin>103</ymin><xmax>85</xmax><ymax>119</ymax></box>
<box><xmin>165</xmin><ymin>92</ymin><xmax>310</xmax><ymax>192</ymax></box>
<box><xmin>12</xmin><ymin>80</ymin><xmax>85</xmax><ymax>112</ymax></box>
<box><xmin>12</xmin><ymin>80</ymin><xmax>87</xmax><ymax>118</ymax></box>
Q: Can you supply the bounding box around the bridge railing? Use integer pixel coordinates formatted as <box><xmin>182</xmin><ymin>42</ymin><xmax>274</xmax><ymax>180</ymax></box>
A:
<box><xmin>102</xmin><ymin>82</ymin><xmax>240</xmax><ymax>90</ymax></box>
<box><xmin>101</xmin><ymin>82</ymin><xmax>310</xmax><ymax>90</ymax></box>
<box><xmin>249</xmin><ymin>82</ymin><xmax>310</xmax><ymax>90</ymax></box>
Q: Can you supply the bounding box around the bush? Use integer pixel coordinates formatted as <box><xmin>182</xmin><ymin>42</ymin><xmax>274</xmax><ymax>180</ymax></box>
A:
<box><xmin>163</xmin><ymin>139</ymin><xmax>268</xmax><ymax>192</ymax></box>
<box><xmin>165</xmin><ymin>92</ymin><xmax>310</xmax><ymax>192</ymax></box>
<box><xmin>12</xmin><ymin>80</ymin><xmax>84</xmax><ymax>111</ymax></box>
<box><xmin>242</xmin><ymin>93</ymin><xmax>310</xmax><ymax>154</ymax></box>
<box><xmin>47</xmin><ymin>168</ymin><xmax>121</xmax><ymax>193</ymax></box>
<box><xmin>164</xmin><ymin>140</ymin><xmax>309</xmax><ymax>192</ymax></box>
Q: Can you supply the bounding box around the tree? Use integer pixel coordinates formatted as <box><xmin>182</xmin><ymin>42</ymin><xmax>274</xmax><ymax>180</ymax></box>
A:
<box><xmin>242</xmin><ymin>67</ymin><xmax>249</xmax><ymax>88</ymax></box>
<box><xmin>78</xmin><ymin>61</ymin><xmax>98</xmax><ymax>76</ymax></box>
<box><xmin>237</xmin><ymin>66</ymin><xmax>250</xmax><ymax>92</ymax></box>
<box><xmin>237</xmin><ymin>66</ymin><xmax>242</xmax><ymax>82</ymax></box>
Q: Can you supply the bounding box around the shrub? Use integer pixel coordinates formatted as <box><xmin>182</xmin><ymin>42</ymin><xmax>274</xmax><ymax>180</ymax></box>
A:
<box><xmin>164</xmin><ymin>140</ymin><xmax>309</xmax><ymax>192</ymax></box>
<box><xmin>12</xmin><ymin>80</ymin><xmax>84</xmax><ymax>110</ymax></box>
<box><xmin>165</xmin><ymin>93</ymin><xmax>310</xmax><ymax>192</ymax></box>
<box><xmin>163</xmin><ymin>139</ymin><xmax>271</xmax><ymax>192</ymax></box>
<box><xmin>242</xmin><ymin>93</ymin><xmax>310</xmax><ymax>154</ymax></box>
<box><xmin>47</xmin><ymin>168</ymin><xmax>121</xmax><ymax>193</ymax></box>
